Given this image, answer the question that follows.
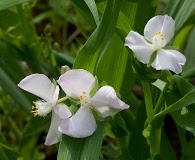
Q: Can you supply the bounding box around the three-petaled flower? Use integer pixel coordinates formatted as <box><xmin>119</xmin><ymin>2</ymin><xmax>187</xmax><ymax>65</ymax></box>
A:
<box><xmin>57</xmin><ymin>69</ymin><xmax>130</xmax><ymax>138</ymax></box>
<box><xmin>125</xmin><ymin>15</ymin><xmax>186</xmax><ymax>74</ymax></box>
<box><xmin>18</xmin><ymin>74</ymin><xmax>71</xmax><ymax>145</ymax></box>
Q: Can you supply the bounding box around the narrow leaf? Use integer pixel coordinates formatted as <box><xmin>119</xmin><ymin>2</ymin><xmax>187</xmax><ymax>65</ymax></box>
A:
<box><xmin>73</xmin><ymin>0</ymin><xmax>123</xmax><ymax>73</ymax></box>
<box><xmin>155</xmin><ymin>89</ymin><xmax>195</xmax><ymax>117</ymax></box>
<box><xmin>164</xmin><ymin>0</ymin><xmax>195</xmax><ymax>32</ymax></box>
<box><xmin>0</xmin><ymin>0</ymin><xmax>31</xmax><ymax>11</ymax></box>
<box><xmin>173</xmin><ymin>75</ymin><xmax>195</xmax><ymax>95</ymax></box>
<box><xmin>0</xmin><ymin>68</ymin><xmax>31</xmax><ymax>113</ymax></box>
<box><xmin>84</xmin><ymin>0</ymin><xmax>100</xmax><ymax>25</ymax></box>
<box><xmin>172</xmin><ymin>14</ymin><xmax>195</xmax><ymax>51</ymax></box>
<box><xmin>57</xmin><ymin>121</ymin><xmax>107</xmax><ymax>160</ymax></box>
<box><xmin>171</xmin><ymin>107</ymin><xmax>195</xmax><ymax>135</ymax></box>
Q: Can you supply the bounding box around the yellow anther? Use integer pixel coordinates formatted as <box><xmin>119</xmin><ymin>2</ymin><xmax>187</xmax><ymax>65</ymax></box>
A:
<box><xmin>79</xmin><ymin>95</ymin><xmax>83</xmax><ymax>99</ymax></box>
<box><xmin>158</xmin><ymin>31</ymin><xmax>161</xmax><ymax>34</ymax></box>
<box><xmin>33</xmin><ymin>111</ymin><xmax>38</xmax><ymax>117</ymax></box>
<box><xmin>161</xmin><ymin>38</ymin><xmax>164</xmax><ymax>40</ymax></box>
<box><xmin>33</xmin><ymin>101</ymin><xmax>36</xmax><ymax>104</ymax></box>
<box><xmin>82</xmin><ymin>91</ymin><xmax>86</xmax><ymax>94</ymax></box>
<box><xmin>32</xmin><ymin>106</ymin><xmax>34</xmax><ymax>109</ymax></box>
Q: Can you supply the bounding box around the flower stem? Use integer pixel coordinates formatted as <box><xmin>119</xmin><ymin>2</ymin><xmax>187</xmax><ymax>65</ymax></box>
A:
<box><xmin>57</xmin><ymin>96</ymin><xmax>69</xmax><ymax>104</ymax></box>
<box><xmin>140</xmin><ymin>80</ymin><xmax>154</xmax><ymax>124</ymax></box>
<box><xmin>154</xmin><ymin>91</ymin><xmax>164</xmax><ymax>114</ymax></box>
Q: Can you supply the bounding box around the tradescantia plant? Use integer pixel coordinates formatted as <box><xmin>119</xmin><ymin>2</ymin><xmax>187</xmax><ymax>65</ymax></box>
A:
<box><xmin>18</xmin><ymin>74</ymin><xmax>72</xmax><ymax>145</ymax></box>
<box><xmin>1</xmin><ymin>0</ymin><xmax>195</xmax><ymax>160</ymax></box>
<box><xmin>125</xmin><ymin>15</ymin><xmax>186</xmax><ymax>74</ymax></box>
<box><xmin>18</xmin><ymin>69</ymin><xmax>129</xmax><ymax>140</ymax></box>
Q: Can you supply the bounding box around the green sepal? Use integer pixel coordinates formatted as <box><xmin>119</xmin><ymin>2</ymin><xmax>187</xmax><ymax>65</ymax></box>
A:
<box><xmin>68</xmin><ymin>96</ymin><xmax>80</xmax><ymax>104</ymax></box>
<box><xmin>69</xmin><ymin>105</ymin><xmax>79</xmax><ymax>114</ymax></box>
<box><xmin>147</xmin><ymin>51</ymin><xmax>157</xmax><ymax>67</ymax></box>
<box><xmin>158</xmin><ymin>70</ymin><xmax>174</xmax><ymax>91</ymax></box>
<box><xmin>132</xmin><ymin>59</ymin><xmax>161</xmax><ymax>83</ymax></box>
<box><xmin>52</xmin><ymin>78</ymin><xmax>57</xmax><ymax>87</ymax></box>
<box><xmin>100</xmin><ymin>80</ymin><xmax>107</xmax><ymax>87</ymax></box>
<box><xmin>90</xmin><ymin>107</ymin><xmax>104</xmax><ymax>122</ymax></box>
<box><xmin>90</xmin><ymin>76</ymin><xmax>99</xmax><ymax>97</ymax></box>
<box><xmin>163</xmin><ymin>46</ymin><xmax>178</xmax><ymax>50</ymax></box>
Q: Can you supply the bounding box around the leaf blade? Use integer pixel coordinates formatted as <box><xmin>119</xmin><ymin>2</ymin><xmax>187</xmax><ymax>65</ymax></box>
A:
<box><xmin>0</xmin><ymin>0</ymin><xmax>31</xmax><ymax>11</ymax></box>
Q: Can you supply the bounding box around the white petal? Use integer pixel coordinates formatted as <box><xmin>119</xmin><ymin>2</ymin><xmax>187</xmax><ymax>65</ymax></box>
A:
<box><xmin>125</xmin><ymin>31</ymin><xmax>155</xmax><ymax>64</ymax></box>
<box><xmin>45</xmin><ymin>111</ymin><xmax>62</xmax><ymax>145</ymax></box>
<box><xmin>144</xmin><ymin>15</ymin><xmax>175</xmax><ymax>44</ymax></box>
<box><xmin>54</xmin><ymin>104</ymin><xmax>72</xmax><ymax>119</ymax></box>
<box><xmin>18</xmin><ymin>74</ymin><xmax>55</xmax><ymax>102</ymax></box>
<box><xmin>57</xmin><ymin>69</ymin><xmax>95</xmax><ymax>99</ymax></box>
<box><xmin>151</xmin><ymin>49</ymin><xmax>186</xmax><ymax>74</ymax></box>
<box><xmin>52</xmin><ymin>85</ymin><xmax>59</xmax><ymax>105</ymax></box>
<box><xmin>91</xmin><ymin>86</ymin><xmax>130</xmax><ymax>118</ymax></box>
<box><xmin>59</xmin><ymin>107</ymin><xmax>96</xmax><ymax>138</ymax></box>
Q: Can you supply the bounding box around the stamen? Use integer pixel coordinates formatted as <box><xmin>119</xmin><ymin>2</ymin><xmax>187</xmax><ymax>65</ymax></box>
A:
<box><xmin>31</xmin><ymin>100</ymin><xmax>52</xmax><ymax>117</ymax></box>
<box><xmin>33</xmin><ymin>111</ymin><xmax>38</xmax><ymax>117</ymax></box>
<box><xmin>152</xmin><ymin>31</ymin><xmax>165</xmax><ymax>49</ymax></box>
<box><xmin>79</xmin><ymin>91</ymin><xmax>90</xmax><ymax>107</ymax></box>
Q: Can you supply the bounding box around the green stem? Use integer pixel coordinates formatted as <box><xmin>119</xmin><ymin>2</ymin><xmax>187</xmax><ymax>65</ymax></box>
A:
<box><xmin>57</xmin><ymin>96</ymin><xmax>69</xmax><ymax>104</ymax></box>
<box><xmin>154</xmin><ymin>91</ymin><xmax>164</xmax><ymax>114</ymax></box>
<box><xmin>141</xmin><ymin>81</ymin><xmax>163</xmax><ymax>156</ymax></box>
<box><xmin>141</xmin><ymin>80</ymin><xmax>154</xmax><ymax>124</ymax></box>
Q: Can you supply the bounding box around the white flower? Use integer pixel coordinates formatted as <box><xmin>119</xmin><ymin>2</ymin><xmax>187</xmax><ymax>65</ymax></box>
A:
<box><xmin>18</xmin><ymin>74</ymin><xmax>71</xmax><ymax>145</ymax></box>
<box><xmin>57</xmin><ymin>69</ymin><xmax>129</xmax><ymax>138</ymax></box>
<box><xmin>125</xmin><ymin>15</ymin><xmax>186</xmax><ymax>74</ymax></box>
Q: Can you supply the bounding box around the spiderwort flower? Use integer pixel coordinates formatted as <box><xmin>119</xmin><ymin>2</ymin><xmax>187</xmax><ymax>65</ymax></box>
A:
<box><xmin>57</xmin><ymin>69</ymin><xmax>129</xmax><ymax>138</ymax></box>
<box><xmin>125</xmin><ymin>15</ymin><xmax>186</xmax><ymax>74</ymax></box>
<box><xmin>18</xmin><ymin>74</ymin><xmax>71</xmax><ymax>145</ymax></box>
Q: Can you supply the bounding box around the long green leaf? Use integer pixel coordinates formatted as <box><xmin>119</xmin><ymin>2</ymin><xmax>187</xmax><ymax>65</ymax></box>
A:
<box><xmin>173</xmin><ymin>75</ymin><xmax>195</xmax><ymax>95</ymax></box>
<box><xmin>71</xmin><ymin>0</ymin><xmax>97</xmax><ymax>29</ymax></box>
<box><xmin>164</xmin><ymin>0</ymin><xmax>195</xmax><ymax>32</ymax></box>
<box><xmin>0</xmin><ymin>0</ymin><xmax>31</xmax><ymax>11</ymax></box>
<box><xmin>182</xmin><ymin>28</ymin><xmax>195</xmax><ymax>77</ymax></box>
<box><xmin>84</xmin><ymin>0</ymin><xmax>100</xmax><ymax>25</ymax></box>
<box><xmin>172</xmin><ymin>14</ymin><xmax>195</xmax><ymax>51</ymax></box>
<box><xmin>57</xmin><ymin>121</ymin><xmax>107</xmax><ymax>160</ymax></box>
<box><xmin>0</xmin><ymin>68</ymin><xmax>31</xmax><ymax>113</ymax></box>
<box><xmin>155</xmin><ymin>89</ymin><xmax>195</xmax><ymax>117</ymax></box>
<box><xmin>73</xmin><ymin>0</ymin><xmax>122</xmax><ymax>73</ymax></box>
<box><xmin>169</xmin><ymin>75</ymin><xmax>195</xmax><ymax>135</ymax></box>
<box><xmin>171</xmin><ymin>106</ymin><xmax>195</xmax><ymax>135</ymax></box>
<box><xmin>97</xmin><ymin>33</ymin><xmax>133</xmax><ymax>92</ymax></box>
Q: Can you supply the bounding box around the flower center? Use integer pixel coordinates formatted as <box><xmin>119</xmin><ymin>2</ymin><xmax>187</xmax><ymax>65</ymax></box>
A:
<box><xmin>152</xmin><ymin>31</ymin><xmax>166</xmax><ymax>50</ymax></box>
<box><xmin>79</xmin><ymin>91</ymin><xmax>90</xmax><ymax>107</ymax></box>
<box><xmin>32</xmin><ymin>100</ymin><xmax>52</xmax><ymax>117</ymax></box>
